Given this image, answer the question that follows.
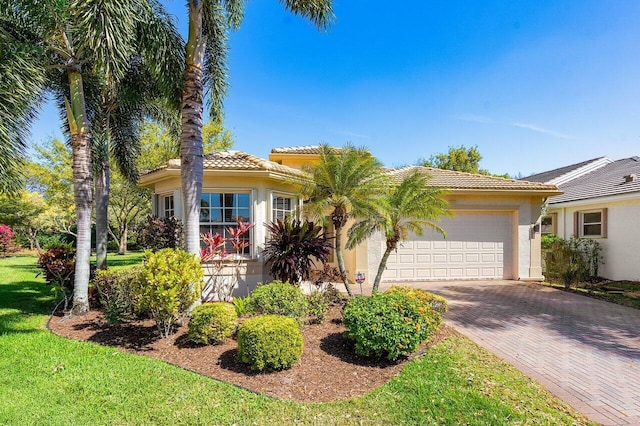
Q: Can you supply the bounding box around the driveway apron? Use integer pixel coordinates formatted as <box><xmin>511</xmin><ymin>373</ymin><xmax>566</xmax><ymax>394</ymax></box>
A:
<box><xmin>379</xmin><ymin>281</ymin><xmax>640</xmax><ymax>426</ymax></box>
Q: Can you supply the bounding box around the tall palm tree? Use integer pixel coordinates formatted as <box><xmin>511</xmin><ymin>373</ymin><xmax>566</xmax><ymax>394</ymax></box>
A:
<box><xmin>347</xmin><ymin>170</ymin><xmax>452</xmax><ymax>293</ymax></box>
<box><xmin>179</xmin><ymin>0</ymin><xmax>334</xmax><ymax>255</ymax></box>
<box><xmin>300</xmin><ymin>144</ymin><xmax>388</xmax><ymax>297</ymax></box>
<box><xmin>0</xmin><ymin>0</ymin><xmax>182</xmax><ymax>314</ymax></box>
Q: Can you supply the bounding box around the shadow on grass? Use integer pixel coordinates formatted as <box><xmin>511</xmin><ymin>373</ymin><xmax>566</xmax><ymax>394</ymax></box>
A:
<box><xmin>427</xmin><ymin>283</ymin><xmax>640</xmax><ymax>359</ymax></box>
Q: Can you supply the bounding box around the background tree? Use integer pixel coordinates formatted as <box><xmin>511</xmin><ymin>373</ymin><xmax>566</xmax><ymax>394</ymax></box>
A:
<box><xmin>107</xmin><ymin>172</ymin><xmax>151</xmax><ymax>255</ymax></box>
<box><xmin>347</xmin><ymin>171</ymin><xmax>451</xmax><ymax>293</ymax></box>
<box><xmin>420</xmin><ymin>145</ymin><xmax>485</xmax><ymax>174</ymax></box>
<box><xmin>178</xmin><ymin>0</ymin><xmax>334</xmax><ymax>256</ymax></box>
<box><xmin>138</xmin><ymin>119</ymin><xmax>233</xmax><ymax>172</ymax></box>
<box><xmin>300</xmin><ymin>144</ymin><xmax>388</xmax><ymax>297</ymax></box>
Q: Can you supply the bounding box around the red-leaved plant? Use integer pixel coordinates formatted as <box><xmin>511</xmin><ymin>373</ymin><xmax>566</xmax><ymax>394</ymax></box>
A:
<box><xmin>200</xmin><ymin>220</ymin><xmax>254</xmax><ymax>301</ymax></box>
<box><xmin>0</xmin><ymin>224</ymin><xmax>16</xmax><ymax>257</ymax></box>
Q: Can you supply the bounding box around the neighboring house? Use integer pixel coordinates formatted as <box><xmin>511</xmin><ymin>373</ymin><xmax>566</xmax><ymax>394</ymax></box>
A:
<box><xmin>140</xmin><ymin>146</ymin><xmax>560</xmax><ymax>298</ymax></box>
<box><xmin>523</xmin><ymin>156</ymin><xmax>640</xmax><ymax>281</ymax></box>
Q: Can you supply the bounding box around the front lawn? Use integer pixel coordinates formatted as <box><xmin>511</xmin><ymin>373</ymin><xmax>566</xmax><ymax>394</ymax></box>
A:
<box><xmin>542</xmin><ymin>280</ymin><xmax>640</xmax><ymax>310</ymax></box>
<box><xmin>0</xmin><ymin>256</ymin><xmax>593</xmax><ymax>425</ymax></box>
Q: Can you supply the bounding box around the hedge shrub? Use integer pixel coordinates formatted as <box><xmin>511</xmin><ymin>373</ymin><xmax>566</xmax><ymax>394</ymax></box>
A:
<box><xmin>342</xmin><ymin>292</ymin><xmax>441</xmax><ymax>361</ymax></box>
<box><xmin>237</xmin><ymin>315</ymin><xmax>303</xmax><ymax>371</ymax></box>
<box><xmin>93</xmin><ymin>266</ymin><xmax>145</xmax><ymax>323</ymax></box>
<box><xmin>385</xmin><ymin>286</ymin><xmax>448</xmax><ymax>315</ymax></box>
<box><xmin>138</xmin><ymin>248</ymin><xmax>203</xmax><ymax>337</ymax></box>
<box><xmin>249</xmin><ymin>281</ymin><xmax>308</xmax><ymax>322</ymax></box>
<box><xmin>188</xmin><ymin>302</ymin><xmax>237</xmax><ymax>345</ymax></box>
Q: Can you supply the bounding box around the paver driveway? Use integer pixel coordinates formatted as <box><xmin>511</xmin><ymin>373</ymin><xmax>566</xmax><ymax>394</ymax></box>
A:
<box><xmin>379</xmin><ymin>281</ymin><xmax>640</xmax><ymax>426</ymax></box>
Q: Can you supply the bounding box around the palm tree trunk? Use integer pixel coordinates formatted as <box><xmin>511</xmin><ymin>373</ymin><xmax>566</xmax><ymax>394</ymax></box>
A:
<box><xmin>181</xmin><ymin>0</ymin><xmax>206</xmax><ymax>255</ymax></box>
<box><xmin>372</xmin><ymin>245</ymin><xmax>395</xmax><ymax>294</ymax></box>
<box><xmin>334</xmin><ymin>224</ymin><xmax>354</xmax><ymax>297</ymax></box>
<box><xmin>67</xmin><ymin>70</ymin><xmax>93</xmax><ymax>315</ymax></box>
<box><xmin>95</xmin><ymin>160</ymin><xmax>109</xmax><ymax>269</ymax></box>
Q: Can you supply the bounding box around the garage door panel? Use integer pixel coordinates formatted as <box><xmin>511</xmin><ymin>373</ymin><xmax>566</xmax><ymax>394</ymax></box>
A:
<box><xmin>383</xmin><ymin>212</ymin><xmax>513</xmax><ymax>281</ymax></box>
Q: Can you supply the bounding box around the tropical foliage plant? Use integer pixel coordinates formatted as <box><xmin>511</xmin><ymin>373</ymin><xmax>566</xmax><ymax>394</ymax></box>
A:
<box><xmin>138</xmin><ymin>248</ymin><xmax>203</xmax><ymax>337</ymax></box>
<box><xmin>92</xmin><ymin>266</ymin><xmax>145</xmax><ymax>323</ymax></box>
<box><xmin>37</xmin><ymin>244</ymin><xmax>76</xmax><ymax>311</ymax></box>
<box><xmin>200</xmin><ymin>220</ymin><xmax>254</xmax><ymax>301</ymax></box>
<box><xmin>263</xmin><ymin>218</ymin><xmax>332</xmax><ymax>284</ymax></box>
<box><xmin>347</xmin><ymin>170</ymin><xmax>451</xmax><ymax>293</ymax></box>
<box><xmin>300</xmin><ymin>144</ymin><xmax>388</xmax><ymax>296</ymax></box>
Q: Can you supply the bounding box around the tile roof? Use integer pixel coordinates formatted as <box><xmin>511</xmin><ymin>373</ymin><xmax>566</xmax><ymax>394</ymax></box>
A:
<box><xmin>388</xmin><ymin>166</ymin><xmax>560</xmax><ymax>192</ymax></box>
<box><xmin>549</xmin><ymin>157</ymin><xmax>640</xmax><ymax>204</ymax></box>
<box><xmin>521</xmin><ymin>157</ymin><xmax>608</xmax><ymax>183</ymax></box>
<box><xmin>142</xmin><ymin>150</ymin><xmax>308</xmax><ymax>178</ymax></box>
<box><xmin>270</xmin><ymin>146</ymin><xmax>323</xmax><ymax>155</ymax></box>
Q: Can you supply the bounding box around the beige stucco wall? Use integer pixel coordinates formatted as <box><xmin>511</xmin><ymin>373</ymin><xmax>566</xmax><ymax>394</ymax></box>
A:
<box><xmin>547</xmin><ymin>196</ymin><xmax>640</xmax><ymax>281</ymax></box>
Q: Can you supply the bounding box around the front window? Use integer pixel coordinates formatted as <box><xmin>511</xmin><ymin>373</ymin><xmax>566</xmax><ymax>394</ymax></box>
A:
<box><xmin>161</xmin><ymin>194</ymin><xmax>174</xmax><ymax>218</ymax></box>
<box><xmin>580</xmin><ymin>210</ymin><xmax>603</xmax><ymax>238</ymax></box>
<box><xmin>200</xmin><ymin>192</ymin><xmax>251</xmax><ymax>255</ymax></box>
<box><xmin>541</xmin><ymin>214</ymin><xmax>556</xmax><ymax>235</ymax></box>
<box><xmin>272</xmin><ymin>195</ymin><xmax>296</xmax><ymax>221</ymax></box>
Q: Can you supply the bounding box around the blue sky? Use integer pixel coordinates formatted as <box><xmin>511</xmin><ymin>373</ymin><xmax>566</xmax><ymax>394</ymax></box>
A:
<box><xmin>31</xmin><ymin>0</ymin><xmax>640</xmax><ymax>177</ymax></box>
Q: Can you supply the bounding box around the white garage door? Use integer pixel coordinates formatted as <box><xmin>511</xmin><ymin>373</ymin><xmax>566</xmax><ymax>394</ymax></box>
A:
<box><xmin>382</xmin><ymin>211</ymin><xmax>513</xmax><ymax>281</ymax></box>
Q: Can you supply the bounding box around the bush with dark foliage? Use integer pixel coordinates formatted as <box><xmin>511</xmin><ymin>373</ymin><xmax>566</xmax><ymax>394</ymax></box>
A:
<box><xmin>138</xmin><ymin>215</ymin><xmax>183</xmax><ymax>252</ymax></box>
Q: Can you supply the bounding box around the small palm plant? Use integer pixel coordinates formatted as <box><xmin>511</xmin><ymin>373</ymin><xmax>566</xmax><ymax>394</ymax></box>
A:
<box><xmin>263</xmin><ymin>218</ymin><xmax>333</xmax><ymax>285</ymax></box>
<box><xmin>347</xmin><ymin>170</ymin><xmax>451</xmax><ymax>293</ymax></box>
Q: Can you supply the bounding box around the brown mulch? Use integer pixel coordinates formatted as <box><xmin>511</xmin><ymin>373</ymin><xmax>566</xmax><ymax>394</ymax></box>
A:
<box><xmin>48</xmin><ymin>305</ymin><xmax>456</xmax><ymax>403</ymax></box>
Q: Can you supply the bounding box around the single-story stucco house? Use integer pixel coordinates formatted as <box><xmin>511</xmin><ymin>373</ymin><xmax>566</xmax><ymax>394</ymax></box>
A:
<box><xmin>140</xmin><ymin>146</ymin><xmax>560</xmax><ymax>296</ymax></box>
<box><xmin>523</xmin><ymin>156</ymin><xmax>640</xmax><ymax>281</ymax></box>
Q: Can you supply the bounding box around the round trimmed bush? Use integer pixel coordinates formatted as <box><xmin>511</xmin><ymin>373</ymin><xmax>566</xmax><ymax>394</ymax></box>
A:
<box><xmin>385</xmin><ymin>286</ymin><xmax>449</xmax><ymax>315</ymax></box>
<box><xmin>237</xmin><ymin>315</ymin><xmax>303</xmax><ymax>371</ymax></box>
<box><xmin>249</xmin><ymin>281</ymin><xmax>308</xmax><ymax>322</ymax></box>
<box><xmin>342</xmin><ymin>292</ymin><xmax>441</xmax><ymax>361</ymax></box>
<box><xmin>188</xmin><ymin>302</ymin><xmax>238</xmax><ymax>345</ymax></box>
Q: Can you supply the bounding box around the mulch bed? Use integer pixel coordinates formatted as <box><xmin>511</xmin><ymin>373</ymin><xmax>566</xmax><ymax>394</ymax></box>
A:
<box><xmin>48</xmin><ymin>304</ymin><xmax>456</xmax><ymax>402</ymax></box>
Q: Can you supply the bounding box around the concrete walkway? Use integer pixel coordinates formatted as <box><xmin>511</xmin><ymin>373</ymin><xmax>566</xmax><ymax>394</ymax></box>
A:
<box><xmin>378</xmin><ymin>281</ymin><xmax>640</xmax><ymax>426</ymax></box>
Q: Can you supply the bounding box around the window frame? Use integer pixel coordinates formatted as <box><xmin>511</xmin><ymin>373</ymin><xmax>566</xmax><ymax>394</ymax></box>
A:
<box><xmin>199</xmin><ymin>190</ymin><xmax>253</xmax><ymax>258</ymax></box>
<box><xmin>578</xmin><ymin>209</ymin><xmax>607</xmax><ymax>239</ymax></box>
<box><xmin>270</xmin><ymin>192</ymin><xmax>299</xmax><ymax>222</ymax></box>
<box><xmin>159</xmin><ymin>193</ymin><xmax>174</xmax><ymax>218</ymax></box>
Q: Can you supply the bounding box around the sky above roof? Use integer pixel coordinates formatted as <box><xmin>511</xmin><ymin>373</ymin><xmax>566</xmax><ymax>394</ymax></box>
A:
<box><xmin>30</xmin><ymin>0</ymin><xmax>640</xmax><ymax>177</ymax></box>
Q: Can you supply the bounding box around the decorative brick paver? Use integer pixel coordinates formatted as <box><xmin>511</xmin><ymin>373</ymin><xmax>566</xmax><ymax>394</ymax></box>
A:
<box><xmin>380</xmin><ymin>281</ymin><xmax>640</xmax><ymax>426</ymax></box>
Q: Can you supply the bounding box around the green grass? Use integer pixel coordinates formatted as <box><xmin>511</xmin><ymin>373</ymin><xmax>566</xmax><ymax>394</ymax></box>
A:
<box><xmin>0</xmin><ymin>256</ymin><xmax>594</xmax><ymax>425</ymax></box>
<box><xmin>92</xmin><ymin>251</ymin><xmax>145</xmax><ymax>270</ymax></box>
<box><xmin>543</xmin><ymin>280</ymin><xmax>640</xmax><ymax>310</ymax></box>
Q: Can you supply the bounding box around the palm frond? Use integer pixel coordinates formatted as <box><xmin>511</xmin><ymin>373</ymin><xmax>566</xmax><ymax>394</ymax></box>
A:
<box><xmin>279</xmin><ymin>0</ymin><xmax>334</xmax><ymax>29</ymax></box>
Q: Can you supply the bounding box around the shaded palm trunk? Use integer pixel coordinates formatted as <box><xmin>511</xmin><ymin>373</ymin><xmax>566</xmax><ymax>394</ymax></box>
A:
<box><xmin>181</xmin><ymin>0</ymin><xmax>206</xmax><ymax>255</ymax></box>
<box><xmin>95</xmin><ymin>158</ymin><xmax>109</xmax><ymax>269</ymax></box>
<box><xmin>332</xmin><ymin>209</ymin><xmax>354</xmax><ymax>297</ymax></box>
<box><xmin>67</xmin><ymin>70</ymin><xmax>93</xmax><ymax>315</ymax></box>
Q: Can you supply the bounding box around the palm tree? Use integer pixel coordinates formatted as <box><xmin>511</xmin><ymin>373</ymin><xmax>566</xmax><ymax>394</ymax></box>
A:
<box><xmin>300</xmin><ymin>144</ymin><xmax>388</xmax><ymax>297</ymax></box>
<box><xmin>0</xmin><ymin>0</ymin><xmax>182</xmax><ymax>314</ymax></box>
<box><xmin>179</xmin><ymin>0</ymin><xmax>334</xmax><ymax>255</ymax></box>
<box><xmin>347</xmin><ymin>170</ymin><xmax>452</xmax><ymax>293</ymax></box>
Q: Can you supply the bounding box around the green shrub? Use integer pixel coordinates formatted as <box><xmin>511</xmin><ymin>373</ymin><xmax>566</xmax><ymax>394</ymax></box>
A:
<box><xmin>249</xmin><ymin>281</ymin><xmax>308</xmax><ymax>322</ymax></box>
<box><xmin>93</xmin><ymin>267</ymin><xmax>145</xmax><ymax>323</ymax></box>
<box><xmin>306</xmin><ymin>291</ymin><xmax>329</xmax><ymax>323</ymax></box>
<box><xmin>188</xmin><ymin>302</ymin><xmax>237</xmax><ymax>345</ymax></box>
<box><xmin>138</xmin><ymin>248</ymin><xmax>203</xmax><ymax>337</ymax></box>
<box><xmin>237</xmin><ymin>315</ymin><xmax>303</xmax><ymax>371</ymax></box>
<box><xmin>232</xmin><ymin>296</ymin><xmax>252</xmax><ymax>317</ymax></box>
<box><xmin>342</xmin><ymin>292</ymin><xmax>441</xmax><ymax>361</ymax></box>
<box><xmin>385</xmin><ymin>286</ymin><xmax>448</xmax><ymax>315</ymax></box>
<box><xmin>138</xmin><ymin>215</ymin><xmax>183</xmax><ymax>252</ymax></box>
<box><xmin>541</xmin><ymin>233</ymin><xmax>563</xmax><ymax>250</ymax></box>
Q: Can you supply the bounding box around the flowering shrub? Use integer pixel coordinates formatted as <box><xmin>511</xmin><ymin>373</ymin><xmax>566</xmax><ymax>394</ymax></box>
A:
<box><xmin>0</xmin><ymin>224</ymin><xmax>16</xmax><ymax>257</ymax></box>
